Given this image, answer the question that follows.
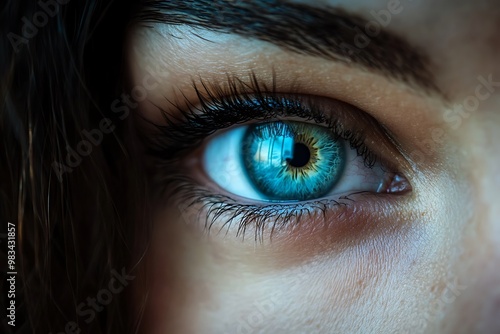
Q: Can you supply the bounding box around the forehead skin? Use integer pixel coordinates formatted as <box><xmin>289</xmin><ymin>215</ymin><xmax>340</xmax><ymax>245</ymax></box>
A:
<box><xmin>127</xmin><ymin>0</ymin><xmax>500</xmax><ymax>333</ymax></box>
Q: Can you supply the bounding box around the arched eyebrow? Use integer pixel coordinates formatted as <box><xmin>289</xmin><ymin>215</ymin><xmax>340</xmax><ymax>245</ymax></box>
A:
<box><xmin>133</xmin><ymin>0</ymin><xmax>441</xmax><ymax>96</ymax></box>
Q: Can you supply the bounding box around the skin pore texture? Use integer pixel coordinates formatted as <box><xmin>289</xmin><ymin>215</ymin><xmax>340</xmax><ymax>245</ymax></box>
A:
<box><xmin>126</xmin><ymin>1</ymin><xmax>500</xmax><ymax>333</ymax></box>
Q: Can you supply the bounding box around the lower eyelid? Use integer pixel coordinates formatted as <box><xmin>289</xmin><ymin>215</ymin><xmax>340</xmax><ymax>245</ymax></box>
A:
<box><xmin>168</xmin><ymin>178</ymin><xmax>414</xmax><ymax>246</ymax></box>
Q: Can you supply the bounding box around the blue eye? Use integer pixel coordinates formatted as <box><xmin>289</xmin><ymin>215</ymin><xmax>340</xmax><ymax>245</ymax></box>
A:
<box><xmin>202</xmin><ymin>120</ymin><xmax>391</xmax><ymax>203</ymax></box>
<box><xmin>242</xmin><ymin>121</ymin><xmax>345</xmax><ymax>201</ymax></box>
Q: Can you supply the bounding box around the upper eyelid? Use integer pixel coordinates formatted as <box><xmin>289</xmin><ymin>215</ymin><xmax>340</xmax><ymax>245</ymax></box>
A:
<box><xmin>141</xmin><ymin>74</ymin><xmax>412</xmax><ymax>180</ymax></box>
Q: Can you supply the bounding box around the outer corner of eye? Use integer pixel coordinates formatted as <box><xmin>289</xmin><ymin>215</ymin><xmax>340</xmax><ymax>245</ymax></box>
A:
<box><xmin>200</xmin><ymin>120</ymin><xmax>410</xmax><ymax>204</ymax></box>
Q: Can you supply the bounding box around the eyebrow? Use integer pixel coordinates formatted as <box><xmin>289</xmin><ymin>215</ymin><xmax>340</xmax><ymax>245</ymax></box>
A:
<box><xmin>134</xmin><ymin>0</ymin><xmax>440</xmax><ymax>95</ymax></box>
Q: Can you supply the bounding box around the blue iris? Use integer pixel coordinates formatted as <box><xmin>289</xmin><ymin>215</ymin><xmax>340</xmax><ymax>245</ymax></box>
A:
<box><xmin>242</xmin><ymin>121</ymin><xmax>345</xmax><ymax>201</ymax></box>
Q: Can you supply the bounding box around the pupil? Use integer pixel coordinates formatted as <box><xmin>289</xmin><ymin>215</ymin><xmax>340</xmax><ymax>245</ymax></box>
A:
<box><xmin>286</xmin><ymin>142</ymin><xmax>310</xmax><ymax>168</ymax></box>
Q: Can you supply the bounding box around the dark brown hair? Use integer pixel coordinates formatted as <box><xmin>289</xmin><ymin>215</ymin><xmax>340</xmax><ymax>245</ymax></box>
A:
<box><xmin>1</xmin><ymin>1</ymin><xmax>148</xmax><ymax>332</ymax></box>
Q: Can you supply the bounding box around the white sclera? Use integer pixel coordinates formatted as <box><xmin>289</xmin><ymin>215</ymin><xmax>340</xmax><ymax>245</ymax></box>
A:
<box><xmin>203</xmin><ymin>126</ymin><xmax>265</xmax><ymax>200</ymax></box>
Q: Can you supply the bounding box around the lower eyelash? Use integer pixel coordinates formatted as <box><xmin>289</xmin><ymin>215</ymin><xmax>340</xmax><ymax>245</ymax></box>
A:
<box><xmin>167</xmin><ymin>175</ymin><xmax>363</xmax><ymax>242</ymax></box>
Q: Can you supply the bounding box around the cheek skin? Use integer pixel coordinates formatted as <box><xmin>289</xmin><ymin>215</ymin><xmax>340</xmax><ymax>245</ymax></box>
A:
<box><xmin>439</xmin><ymin>111</ymin><xmax>500</xmax><ymax>333</ymax></box>
<box><xmin>134</xmin><ymin>168</ymin><xmax>466</xmax><ymax>334</ymax></box>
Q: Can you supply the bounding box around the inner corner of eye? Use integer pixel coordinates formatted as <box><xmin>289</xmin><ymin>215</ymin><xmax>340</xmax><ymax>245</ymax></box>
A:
<box><xmin>376</xmin><ymin>173</ymin><xmax>412</xmax><ymax>194</ymax></box>
<box><xmin>199</xmin><ymin>120</ymin><xmax>411</xmax><ymax>203</ymax></box>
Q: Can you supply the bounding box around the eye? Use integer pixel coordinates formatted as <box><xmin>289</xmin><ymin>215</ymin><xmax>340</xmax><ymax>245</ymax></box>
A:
<box><xmin>203</xmin><ymin>120</ymin><xmax>393</xmax><ymax>202</ymax></box>
<box><xmin>143</xmin><ymin>74</ymin><xmax>413</xmax><ymax>238</ymax></box>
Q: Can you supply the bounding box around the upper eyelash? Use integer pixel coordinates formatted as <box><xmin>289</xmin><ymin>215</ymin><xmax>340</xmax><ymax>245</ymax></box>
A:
<box><xmin>142</xmin><ymin>72</ymin><xmax>377</xmax><ymax>169</ymax></box>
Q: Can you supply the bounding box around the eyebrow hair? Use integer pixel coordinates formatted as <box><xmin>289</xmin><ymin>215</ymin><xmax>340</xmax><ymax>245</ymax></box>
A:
<box><xmin>133</xmin><ymin>0</ymin><xmax>440</xmax><ymax>95</ymax></box>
